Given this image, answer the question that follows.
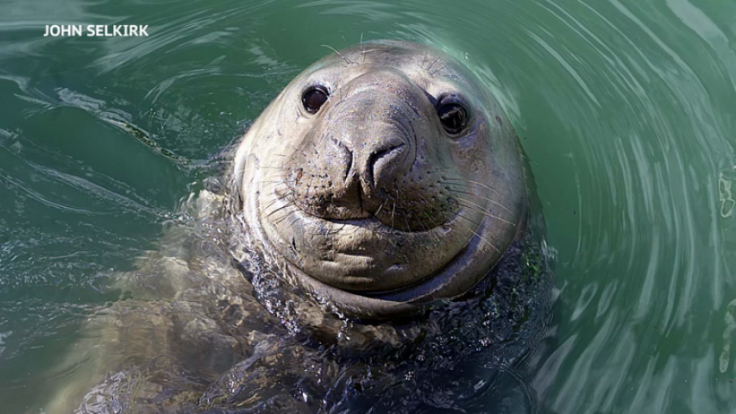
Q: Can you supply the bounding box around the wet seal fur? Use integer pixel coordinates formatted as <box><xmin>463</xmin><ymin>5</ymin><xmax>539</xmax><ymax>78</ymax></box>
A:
<box><xmin>46</xmin><ymin>40</ymin><xmax>553</xmax><ymax>414</ymax></box>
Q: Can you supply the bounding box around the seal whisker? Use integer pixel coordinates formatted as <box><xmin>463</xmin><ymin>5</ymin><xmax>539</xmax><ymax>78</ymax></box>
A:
<box><xmin>455</xmin><ymin>199</ymin><xmax>516</xmax><ymax>226</ymax></box>
<box><xmin>442</xmin><ymin>177</ymin><xmax>501</xmax><ymax>195</ymax></box>
<box><xmin>261</xmin><ymin>197</ymin><xmax>282</xmax><ymax>214</ymax></box>
<box><xmin>447</xmin><ymin>186</ymin><xmax>514</xmax><ymax>214</ymax></box>
<box><xmin>270</xmin><ymin>211</ymin><xmax>296</xmax><ymax>227</ymax></box>
<box><xmin>374</xmin><ymin>201</ymin><xmax>385</xmax><ymax>217</ymax></box>
<box><xmin>417</xmin><ymin>211</ymin><xmax>443</xmax><ymax>244</ymax></box>
<box><xmin>418</xmin><ymin>214</ymin><xmax>442</xmax><ymax>244</ymax></box>
<box><xmin>430</xmin><ymin>64</ymin><xmax>446</xmax><ymax>77</ymax></box>
<box><xmin>268</xmin><ymin>211</ymin><xmax>291</xmax><ymax>225</ymax></box>
<box><xmin>253</xmin><ymin>180</ymin><xmax>287</xmax><ymax>186</ymax></box>
<box><xmin>261</xmin><ymin>191</ymin><xmax>291</xmax><ymax>212</ymax></box>
<box><xmin>267</xmin><ymin>202</ymin><xmax>308</xmax><ymax>228</ymax></box>
<box><xmin>453</xmin><ymin>213</ymin><xmax>502</xmax><ymax>253</ymax></box>
<box><xmin>402</xmin><ymin>215</ymin><xmax>415</xmax><ymax>236</ymax></box>
<box><xmin>426</xmin><ymin>56</ymin><xmax>441</xmax><ymax>72</ymax></box>
<box><xmin>321</xmin><ymin>44</ymin><xmax>352</xmax><ymax>66</ymax></box>
<box><xmin>262</xmin><ymin>191</ymin><xmax>295</xmax><ymax>217</ymax></box>
<box><xmin>260</xmin><ymin>182</ymin><xmax>293</xmax><ymax>203</ymax></box>
<box><xmin>415</xmin><ymin>195</ymin><xmax>446</xmax><ymax>244</ymax></box>
<box><xmin>360</xmin><ymin>32</ymin><xmax>367</xmax><ymax>62</ymax></box>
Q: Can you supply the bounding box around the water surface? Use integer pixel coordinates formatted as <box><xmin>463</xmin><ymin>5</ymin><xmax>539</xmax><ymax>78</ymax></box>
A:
<box><xmin>1</xmin><ymin>0</ymin><xmax>735</xmax><ymax>412</ymax></box>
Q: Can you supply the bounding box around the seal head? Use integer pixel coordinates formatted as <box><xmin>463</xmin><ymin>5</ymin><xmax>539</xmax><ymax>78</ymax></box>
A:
<box><xmin>233</xmin><ymin>40</ymin><xmax>527</xmax><ymax>318</ymax></box>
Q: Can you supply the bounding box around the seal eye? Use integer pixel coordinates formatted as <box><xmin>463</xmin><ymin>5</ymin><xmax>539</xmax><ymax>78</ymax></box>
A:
<box><xmin>302</xmin><ymin>86</ymin><xmax>330</xmax><ymax>114</ymax></box>
<box><xmin>438</xmin><ymin>103</ymin><xmax>468</xmax><ymax>135</ymax></box>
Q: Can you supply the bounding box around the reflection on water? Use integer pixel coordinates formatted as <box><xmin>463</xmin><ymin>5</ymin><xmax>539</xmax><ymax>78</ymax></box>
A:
<box><xmin>1</xmin><ymin>0</ymin><xmax>735</xmax><ymax>412</ymax></box>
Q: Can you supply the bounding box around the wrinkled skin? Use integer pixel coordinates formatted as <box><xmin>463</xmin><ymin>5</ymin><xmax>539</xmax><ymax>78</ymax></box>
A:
<box><xmin>234</xmin><ymin>40</ymin><xmax>527</xmax><ymax>318</ymax></box>
<box><xmin>44</xmin><ymin>41</ymin><xmax>551</xmax><ymax>414</ymax></box>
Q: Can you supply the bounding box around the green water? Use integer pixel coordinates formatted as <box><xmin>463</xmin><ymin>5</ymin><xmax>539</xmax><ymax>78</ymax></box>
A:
<box><xmin>1</xmin><ymin>0</ymin><xmax>735</xmax><ymax>412</ymax></box>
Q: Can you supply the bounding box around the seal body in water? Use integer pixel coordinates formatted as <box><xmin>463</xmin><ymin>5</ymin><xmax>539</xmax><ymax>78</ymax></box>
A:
<box><xmin>46</xmin><ymin>40</ymin><xmax>552</xmax><ymax>414</ymax></box>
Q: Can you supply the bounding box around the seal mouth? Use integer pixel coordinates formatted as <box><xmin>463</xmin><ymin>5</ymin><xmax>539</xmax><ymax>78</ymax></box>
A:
<box><xmin>272</xmin><ymin>190</ymin><xmax>459</xmax><ymax>247</ymax></box>
<box><xmin>270</xmin><ymin>175</ymin><xmax>462</xmax><ymax>231</ymax></box>
<box><xmin>312</xmin><ymin>211</ymin><xmax>455</xmax><ymax>235</ymax></box>
<box><xmin>252</xmin><ymin>183</ymin><xmax>500</xmax><ymax>318</ymax></box>
<box><xmin>254</xmin><ymin>175</ymin><xmax>479</xmax><ymax>290</ymax></box>
<box><xmin>273</xmin><ymin>173</ymin><xmax>460</xmax><ymax>234</ymax></box>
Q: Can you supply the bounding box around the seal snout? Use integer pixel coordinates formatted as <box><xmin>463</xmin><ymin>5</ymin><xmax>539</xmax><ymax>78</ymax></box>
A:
<box><xmin>327</xmin><ymin>121</ymin><xmax>411</xmax><ymax>192</ymax></box>
<box><xmin>285</xmin><ymin>84</ymin><xmax>422</xmax><ymax>220</ymax></box>
<box><xmin>325</xmin><ymin>106</ymin><xmax>416</xmax><ymax>216</ymax></box>
<box><xmin>333</xmin><ymin>115</ymin><xmax>413</xmax><ymax>195</ymax></box>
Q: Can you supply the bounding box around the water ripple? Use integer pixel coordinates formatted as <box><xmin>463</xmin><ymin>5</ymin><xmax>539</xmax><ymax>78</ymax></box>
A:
<box><xmin>0</xmin><ymin>0</ymin><xmax>735</xmax><ymax>412</ymax></box>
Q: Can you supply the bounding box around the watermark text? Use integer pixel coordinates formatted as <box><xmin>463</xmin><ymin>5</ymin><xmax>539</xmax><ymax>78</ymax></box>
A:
<box><xmin>43</xmin><ymin>25</ymin><xmax>149</xmax><ymax>37</ymax></box>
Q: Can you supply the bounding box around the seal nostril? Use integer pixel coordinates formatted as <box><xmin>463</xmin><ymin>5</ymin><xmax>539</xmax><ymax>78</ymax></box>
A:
<box><xmin>369</xmin><ymin>143</ymin><xmax>405</xmax><ymax>169</ymax></box>
<box><xmin>331</xmin><ymin>137</ymin><xmax>354</xmax><ymax>182</ymax></box>
<box><xmin>367</xmin><ymin>143</ymin><xmax>406</xmax><ymax>187</ymax></box>
<box><xmin>345</xmin><ymin>149</ymin><xmax>353</xmax><ymax>182</ymax></box>
<box><xmin>373</xmin><ymin>143</ymin><xmax>405</xmax><ymax>162</ymax></box>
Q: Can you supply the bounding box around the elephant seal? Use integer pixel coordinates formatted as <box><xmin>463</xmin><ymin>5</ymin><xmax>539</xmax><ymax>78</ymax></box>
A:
<box><xmin>233</xmin><ymin>39</ymin><xmax>528</xmax><ymax>319</ymax></box>
<box><xmin>46</xmin><ymin>40</ymin><xmax>551</xmax><ymax>414</ymax></box>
